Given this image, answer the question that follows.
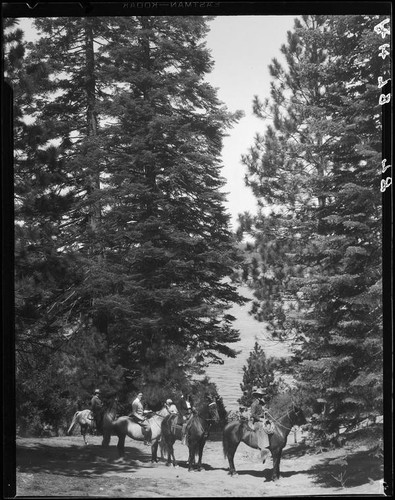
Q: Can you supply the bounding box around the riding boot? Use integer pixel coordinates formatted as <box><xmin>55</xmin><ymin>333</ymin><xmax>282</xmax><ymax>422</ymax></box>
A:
<box><xmin>181</xmin><ymin>423</ymin><xmax>187</xmax><ymax>445</ymax></box>
<box><xmin>143</xmin><ymin>428</ymin><xmax>152</xmax><ymax>445</ymax></box>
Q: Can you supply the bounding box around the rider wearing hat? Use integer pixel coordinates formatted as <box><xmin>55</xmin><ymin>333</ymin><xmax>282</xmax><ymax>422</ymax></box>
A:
<box><xmin>250</xmin><ymin>387</ymin><xmax>268</xmax><ymax>424</ymax></box>
<box><xmin>250</xmin><ymin>387</ymin><xmax>274</xmax><ymax>447</ymax></box>
<box><xmin>90</xmin><ymin>389</ymin><xmax>103</xmax><ymax>435</ymax></box>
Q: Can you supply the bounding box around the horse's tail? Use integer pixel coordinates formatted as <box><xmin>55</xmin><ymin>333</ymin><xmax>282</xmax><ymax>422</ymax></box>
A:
<box><xmin>222</xmin><ymin>424</ymin><xmax>230</xmax><ymax>459</ymax></box>
<box><xmin>67</xmin><ymin>411</ymin><xmax>79</xmax><ymax>435</ymax></box>
<box><xmin>159</xmin><ymin>415</ymin><xmax>172</xmax><ymax>452</ymax></box>
<box><xmin>159</xmin><ymin>433</ymin><xmax>170</xmax><ymax>456</ymax></box>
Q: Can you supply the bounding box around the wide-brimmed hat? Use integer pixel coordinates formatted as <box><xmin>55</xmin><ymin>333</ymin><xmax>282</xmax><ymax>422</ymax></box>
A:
<box><xmin>252</xmin><ymin>388</ymin><xmax>266</xmax><ymax>396</ymax></box>
<box><xmin>94</xmin><ymin>389</ymin><xmax>101</xmax><ymax>394</ymax></box>
<box><xmin>166</xmin><ymin>398</ymin><xmax>173</xmax><ymax>404</ymax></box>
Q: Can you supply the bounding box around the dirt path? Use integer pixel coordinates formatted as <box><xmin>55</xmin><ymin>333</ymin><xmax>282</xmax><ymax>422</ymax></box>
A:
<box><xmin>15</xmin><ymin>433</ymin><xmax>385</xmax><ymax>497</ymax></box>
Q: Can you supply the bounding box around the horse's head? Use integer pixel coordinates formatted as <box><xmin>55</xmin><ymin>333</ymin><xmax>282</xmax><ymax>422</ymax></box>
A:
<box><xmin>103</xmin><ymin>398</ymin><xmax>118</xmax><ymax>423</ymax></box>
<box><xmin>291</xmin><ymin>404</ymin><xmax>307</xmax><ymax>426</ymax></box>
<box><xmin>207</xmin><ymin>401</ymin><xmax>220</xmax><ymax>423</ymax></box>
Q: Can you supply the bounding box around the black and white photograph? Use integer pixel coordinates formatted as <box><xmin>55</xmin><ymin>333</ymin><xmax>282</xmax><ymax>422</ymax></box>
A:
<box><xmin>2</xmin><ymin>1</ymin><xmax>392</xmax><ymax>497</ymax></box>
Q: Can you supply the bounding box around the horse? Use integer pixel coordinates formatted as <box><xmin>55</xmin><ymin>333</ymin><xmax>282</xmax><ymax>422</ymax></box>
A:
<box><xmin>102</xmin><ymin>402</ymin><xmax>170</xmax><ymax>463</ymax></box>
<box><xmin>223</xmin><ymin>404</ymin><xmax>306</xmax><ymax>481</ymax></box>
<box><xmin>161</xmin><ymin>401</ymin><xmax>220</xmax><ymax>471</ymax></box>
<box><xmin>67</xmin><ymin>409</ymin><xmax>95</xmax><ymax>445</ymax></box>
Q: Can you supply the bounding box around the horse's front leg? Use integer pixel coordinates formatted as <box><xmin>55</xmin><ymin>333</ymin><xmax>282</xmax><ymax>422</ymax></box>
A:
<box><xmin>171</xmin><ymin>444</ymin><xmax>177</xmax><ymax>467</ymax></box>
<box><xmin>188</xmin><ymin>445</ymin><xmax>195</xmax><ymax>472</ymax></box>
<box><xmin>227</xmin><ymin>443</ymin><xmax>239</xmax><ymax>476</ymax></box>
<box><xmin>165</xmin><ymin>441</ymin><xmax>177</xmax><ymax>467</ymax></box>
<box><xmin>271</xmin><ymin>449</ymin><xmax>282</xmax><ymax>481</ymax></box>
<box><xmin>82</xmin><ymin>425</ymin><xmax>88</xmax><ymax>445</ymax></box>
<box><xmin>117</xmin><ymin>435</ymin><xmax>126</xmax><ymax>457</ymax></box>
<box><xmin>196</xmin><ymin>440</ymin><xmax>205</xmax><ymax>471</ymax></box>
<box><xmin>102</xmin><ymin>427</ymin><xmax>111</xmax><ymax>447</ymax></box>
<box><xmin>159</xmin><ymin>439</ymin><xmax>165</xmax><ymax>460</ymax></box>
<box><xmin>151</xmin><ymin>440</ymin><xmax>159</xmax><ymax>463</ymax></box>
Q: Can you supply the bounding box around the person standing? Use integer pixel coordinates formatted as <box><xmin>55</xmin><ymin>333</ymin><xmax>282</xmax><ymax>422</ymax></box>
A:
<box><xmin>90</xmin><ymin>389</ymin><xmax>103</xmax><ymax>435</ymax></box>
<box><xmin>131</xmin><ymin>391</ymin><xmax>151</xmax><ymax>445</ymax></box>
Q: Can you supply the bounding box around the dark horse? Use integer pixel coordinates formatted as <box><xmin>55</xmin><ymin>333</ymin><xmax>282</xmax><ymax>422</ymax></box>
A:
<box><xmin>223</xmin><ymin>404</ymin><xmax>306</xmax><ymax>481</ymax></box>
<box><xmin>161</xmin><ymin>401</ymin><xmax>220</xmax><ymax>471</ymax></box>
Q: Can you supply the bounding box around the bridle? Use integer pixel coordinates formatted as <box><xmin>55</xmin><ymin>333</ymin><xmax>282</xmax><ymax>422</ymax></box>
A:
<box><xmin>198</xmin><ymin>402</ymin><xmax>219</xmax><ymax>424</ymax></box>
<box><xmin>264</xmin><ymin>403</ymin><xmax>301</xmax><ymax>431</ymax></box>
<box><xmin>207</xmin><ymin>402</ymin><xmax>219</xmax><ymax>422</ymax></box>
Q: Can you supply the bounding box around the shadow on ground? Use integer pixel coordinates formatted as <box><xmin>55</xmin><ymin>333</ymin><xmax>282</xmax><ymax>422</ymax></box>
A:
<box><xmin>162</xmin><ymin>459</ymin><xmax>225</xmax><ymax>473</ymax></box>
<box><xmin>282</xmin><ymin>442</ymin><xmax>310</xmax><ymax>459</ymax></box>
<box><xmin>16</xmin><ymin>441</ymin><xmax>153</xmax><ymax>478</ymax></box>
<box><xmin>310</xmin><ymin>449</ymin><xmax>383</xmax><ymax>488</ymax></box>
<box><xmin>221</xmin><ymin>438</ymin><xmax>383</xmax><ymax>488</ymax></box>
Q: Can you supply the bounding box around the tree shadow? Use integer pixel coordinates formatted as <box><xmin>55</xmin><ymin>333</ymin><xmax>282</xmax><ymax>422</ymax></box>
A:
<box><xmin>234</xmin><ymin>466</ymin><xmax>311</xmax><ymax>481</ymax></box>
<box><xmin>163</xmin><ymin>460</ymin><xmax>223</xmax><ymax>472</ymax></box>
<box><xmin>16</xmin><ymin>441</ymin><xmax>153</xmax><ymax>478</ymax></box>
<box><xmin>309</xmin><ymin>449</ymin><xmax>383</xmax><ymax>489</ymax></box>
<box><xmin>230</xmin><ymin>469</ymin><xmax>265</xmax><ymax>478</ymax></box>
<box><xmin>282</xmin><ymin>442</ymin><xmax>310</xmax><ymax>459</ymax></box>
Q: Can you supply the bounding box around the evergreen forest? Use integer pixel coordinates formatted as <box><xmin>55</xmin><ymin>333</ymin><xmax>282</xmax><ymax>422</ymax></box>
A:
<box><xmin>3</xmin><ymin>14</ymin><xmax>388</xmax><ymax>444</ymax></box>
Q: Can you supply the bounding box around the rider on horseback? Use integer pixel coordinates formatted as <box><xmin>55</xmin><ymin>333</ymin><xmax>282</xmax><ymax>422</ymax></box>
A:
<box><xmin>177</xmin><ymin>393</ymin><xmax>194</xmax><ymax>445</ymax></box>
<box><xmin>165</xmin><ymin>398</ymin><xmax>179</xmax><ymax>414</ymax></box>
<box><xmin>131</xmin><ymin>391</ymin><xmax>152</xmax><ymax>445</ymax></box>
<box><xmin>250</xmin><ymin>387</ymin><xmax>274</xmax><ymax>448</ymax></box>
<box><xmin>90</xmin><ymin>389</ymin><xmax>103</xmax><ymax>435</ymax></box>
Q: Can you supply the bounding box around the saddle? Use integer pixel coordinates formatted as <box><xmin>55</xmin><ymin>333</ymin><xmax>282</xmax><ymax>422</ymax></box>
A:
<box><xmin>129</xmin><ymin>414</ymin><xmax>146</xmax><ymax>425</ymax></box>
<box><xmin>247</xmin><ymin>417</ymin><xmax>274</xmax><ymax>434</ymax></box>
<box><xmin>254</xmin><ymin>421</ymin><xmax>272</xmax><ymax>449</ymax></box>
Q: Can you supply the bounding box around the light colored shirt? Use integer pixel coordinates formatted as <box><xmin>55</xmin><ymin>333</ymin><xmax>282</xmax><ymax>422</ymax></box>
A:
<box><xmin>132</xmin><ymin>397</ymin><xmax>144</xmax><ymax>420</ymax></box>
<box><xmin>167</xmin><ymin>403</ymin><xmax>178</xmax><ymax>414</ymax></box>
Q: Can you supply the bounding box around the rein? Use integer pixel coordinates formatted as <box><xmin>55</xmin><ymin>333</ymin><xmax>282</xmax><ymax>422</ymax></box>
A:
<box><xmin>196</xmin><ymin>403</ymin><xmax>218</xmax><ymax>425</ymax></box>
<box><xmin>150</xmin><ymin>410</ymin><xmax>168</xmax><ymax>418</ymax></box>
<box><xmin>264</xmin><ymin>407</ymin><xmax>296</xmax><ymax>432</ymax></box>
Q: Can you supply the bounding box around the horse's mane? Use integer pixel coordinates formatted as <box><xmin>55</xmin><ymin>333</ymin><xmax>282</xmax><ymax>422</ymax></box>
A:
<box><xmin>190</xmin><ymin>413</ymin><xmax>205</xmax><ymax>433</ymax></box>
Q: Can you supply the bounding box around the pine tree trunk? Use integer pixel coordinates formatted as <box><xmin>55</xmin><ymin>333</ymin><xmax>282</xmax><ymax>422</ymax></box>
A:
<box><xmin>84</xmin><ymin>18</ymin><xmax>101</xmax><ymax>232</ymax></box>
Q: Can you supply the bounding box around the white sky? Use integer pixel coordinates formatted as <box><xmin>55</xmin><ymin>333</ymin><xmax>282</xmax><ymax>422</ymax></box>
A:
<box><xmin>17</xmin><ymin>15</ymin><xmax>297</xmax><ymax>230</ymax></box>
<box><xmin>205</xmin><ymin>16</ymin><xmax>296</xmax><ymax>229</ymax></box>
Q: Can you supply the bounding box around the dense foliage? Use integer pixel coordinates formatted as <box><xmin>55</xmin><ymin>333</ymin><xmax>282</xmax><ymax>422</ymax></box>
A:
<box><xmin>8</xmin><ymin>16</ymin><xmax>247</xmax><ymax>434</ymax></box>
<box><xmin>238</xmin><ymin>15</ymin><xmax>387</xmax><ymax>440</ymax></box>
<box><xmin>238</xmin><ymin>342</ymin><xmax>280</xmax><ymax>407</ymax></box>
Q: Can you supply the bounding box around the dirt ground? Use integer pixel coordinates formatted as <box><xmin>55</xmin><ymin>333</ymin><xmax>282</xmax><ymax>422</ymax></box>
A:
<box><xmin>15</xmin><ymin>427</ymin><xmax>385</xmax><ymax>498</ymax></box>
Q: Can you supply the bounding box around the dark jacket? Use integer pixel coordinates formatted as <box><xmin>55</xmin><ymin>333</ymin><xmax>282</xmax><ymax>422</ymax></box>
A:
<box><xmin>177</xmin><ymin>396</ymin><xmax>193</xmax><ymax>417</ymax></box>
<box><xmin>90</xmin><ymin>395</ymin><xmax>103</xmax><ymax>416</ymax></box>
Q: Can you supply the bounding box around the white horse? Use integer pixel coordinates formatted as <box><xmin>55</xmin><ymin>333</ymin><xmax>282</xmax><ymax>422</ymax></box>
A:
<box><xmin>67</xmin><ymin>409</ymin><xmax>95</xmax><ymax>445</ymax></box>
<box><xmin>102</xmin><ymin>404</ymin><xmax>169</xmax><ymax>462</ymax></box>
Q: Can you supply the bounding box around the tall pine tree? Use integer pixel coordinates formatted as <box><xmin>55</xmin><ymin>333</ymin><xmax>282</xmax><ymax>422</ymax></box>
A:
<box><xmin>13</xmin><ymin>16</ymin><xmax>247</xmax><ymax>418</ymax></box>
<box><xmin>239</xmin><ymin>15</ymin><xmax>386</xmax><ymax>437</ymax></box>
